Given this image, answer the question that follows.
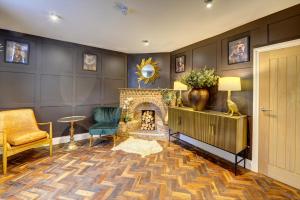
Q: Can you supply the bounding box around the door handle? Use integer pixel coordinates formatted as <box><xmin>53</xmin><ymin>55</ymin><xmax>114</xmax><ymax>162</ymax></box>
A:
<box><xmin>260</xmin><ymin>107</ymin><xmax>272</xmax><ymax>112</ymax></box>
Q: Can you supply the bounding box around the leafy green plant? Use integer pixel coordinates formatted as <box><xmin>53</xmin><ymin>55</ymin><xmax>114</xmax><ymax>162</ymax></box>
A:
<box><xmin>160</xmin><ymin>89</ymin><xmax>176</xmax><ymax>106</ymax></box>
<box><xmin>180</xmin><ymin>67</ymin><xmax>219</xmax><ymax>89</ymax></box>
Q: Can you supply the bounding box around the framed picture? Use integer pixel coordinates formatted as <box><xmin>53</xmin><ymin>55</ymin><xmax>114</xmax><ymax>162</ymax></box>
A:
<box><xmin>228</xmin><ymin>36</ymin><xmax>250</xmax><ymax>65</ymax></box>
<box><xmin>175</xmin><ymin>55</ymin><xmax>185</xmax><ymax>73</ymax></box>
<box><xmin>5</xmin><ymin>40</ymin><xmax>29</xmax><ymax>64</ymax></box>
<box><xmin>83</xmin><ymin>53</ymin><xmax>97</xmax><ymax>71</ymax></box>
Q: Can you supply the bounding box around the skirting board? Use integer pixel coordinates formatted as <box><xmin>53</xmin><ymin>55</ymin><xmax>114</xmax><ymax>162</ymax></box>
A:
<box><xmin>179</xmin><ymin>134</ymin><xmax>252</xmax><ymax>170</ymax></box>
<box><xmin>52</xmin><ymin>133</ymin><xmax>90</xmax><ymax>145</ymax></box>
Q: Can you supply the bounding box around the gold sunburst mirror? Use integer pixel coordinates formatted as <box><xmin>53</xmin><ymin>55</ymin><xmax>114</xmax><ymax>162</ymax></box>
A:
<box><xmin>136</xmin><ymin>57</ymin><xmax>160</xmax><ymax>86</ymax></box>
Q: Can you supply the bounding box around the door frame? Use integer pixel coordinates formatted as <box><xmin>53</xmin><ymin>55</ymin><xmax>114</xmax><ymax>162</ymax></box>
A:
<box><xmin>252</xmin><ymin>39</ymin><xmax>300</xmax><ymax>172</ymax></box>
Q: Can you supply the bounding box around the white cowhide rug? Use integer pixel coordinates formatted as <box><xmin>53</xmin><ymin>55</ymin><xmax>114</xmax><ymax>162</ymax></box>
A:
<box><xmin>112</xmin><ymin>137</ymin><xmax>163</xmax><ymax>157</ymax></box>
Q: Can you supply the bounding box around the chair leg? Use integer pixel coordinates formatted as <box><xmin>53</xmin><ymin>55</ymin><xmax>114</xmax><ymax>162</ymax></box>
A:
<box><xmin>89</xmin><ymin>135</ymin><xmax>93</xmax><ymax>147</ymax></box>
<box><xmin>2</xmin><ymin>151</ymin><xmax>7</xmax><ymax>175</ymax></box>
<box><xmin>49</xmin><ymin>141</ymin><xmax>53</xmax><ymax>157</ymax></box>
<box><xmin>113</xmin><ymin>135</ymin><xmax>116</xmax><ymax>147</ymax></box>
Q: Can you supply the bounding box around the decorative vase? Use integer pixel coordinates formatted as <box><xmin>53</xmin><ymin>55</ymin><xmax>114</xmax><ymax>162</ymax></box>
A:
<box><xmin>188</xmin><ymin>88</ymin><xmax>209</xmax><ymax>111</ymax></box>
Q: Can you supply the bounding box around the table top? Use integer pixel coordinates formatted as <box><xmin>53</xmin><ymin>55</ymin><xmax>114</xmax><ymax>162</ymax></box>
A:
<box><xmin>57</xmin><ymin>116</ymin><xmax>86</xmax><ymax>123</ymax></box>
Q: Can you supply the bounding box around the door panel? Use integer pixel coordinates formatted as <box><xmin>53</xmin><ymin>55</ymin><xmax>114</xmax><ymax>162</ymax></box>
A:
<box><xmin>259</xmin><ymin>45</ymin><xmax>300</xmax><ymax>189</ymax></box>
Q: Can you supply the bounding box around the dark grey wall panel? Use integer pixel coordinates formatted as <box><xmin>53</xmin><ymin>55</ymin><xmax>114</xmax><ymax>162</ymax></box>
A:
<box><xmin>103</xmin><ymin>78</ymin><xmax>124</xmax><ymax>104</ymax></box>
<box><xmin>0</xmin><ymin>72</ymin><xmax>35</xmax><ymax>107</ymax></box>
<box><xmin>76</xmin><ymin>76</ymin><xmax>101</xmax><ymax>105</ymax></box>
<box><xmin>41</xmin><ymin>42</ymin><xmax>74</xmax><ymax>75</ymax></box>
<box><xmin>192</xmin><ymin>43</ymin><xmax>217</xmax><ymax>70</ymax></box>
<box><xmin>38</xmin><ymin>106</ymin><xmax>73</xmax><ymax>137</ymax></box>
<box><xmin>102</xmin><ymin>53</ymin><xmax>125</xmax><ymax>78</ymax></box>
<box><xmin>40</xmin><ymin>75</ymin><xmax>73</xmax><ymax>106</ymax></box>
<box><xmin>269</xmin><ymin>14</ymin><xmax>300</xmax><ymax>43</ymax></box>
<box><xmin>0</xmin><ymin>29</ymin><xmax>126</xmax><ymax>137</ymax></box>
<box><xmin>127</xmin><ymin>53</ymin><xmax>170</xmax><ymax>88</ymax></box>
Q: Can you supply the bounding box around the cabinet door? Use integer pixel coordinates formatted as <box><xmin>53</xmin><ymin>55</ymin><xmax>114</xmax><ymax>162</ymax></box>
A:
<box><xmin>180</xmin><ymin>109</ymin><xmax>195</xmax><ymax>138</ymax></box>
<box><xmin>168</xmin><ymin>108</ymin><xmax>181</xmax><ymax>132</ymax></box>
<box><xmin>194</xmin><ymin>113</ymin><xmax>211</xmax><ymax>144</ymax></box>
<box><xmin>215</xmin><ymin>117</ymin><xmax>237</xmax><ymax>153</ymax></box>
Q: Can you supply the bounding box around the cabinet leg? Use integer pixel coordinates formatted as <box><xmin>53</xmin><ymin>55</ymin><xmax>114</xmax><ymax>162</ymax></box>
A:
<box><xmin>235</xmin><ymin>154</ymin><xmax>237</xmax><ymax>176</ymax></box>
<box><xmin>168</xmin><ymin>129</ymin><xmax>171</xmax><ymax>142</ymax></box>
<box><xmin>243</xmin><ymin>149</ymin><xmax>246</xmax><ymax>168</ymax></box>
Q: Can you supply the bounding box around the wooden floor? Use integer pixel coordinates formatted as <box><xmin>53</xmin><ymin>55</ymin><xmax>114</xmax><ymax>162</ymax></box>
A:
<box><xmin>0</xmin><ymin>136</ymin><xmax>299</xmax><ymax>200</ymax></box>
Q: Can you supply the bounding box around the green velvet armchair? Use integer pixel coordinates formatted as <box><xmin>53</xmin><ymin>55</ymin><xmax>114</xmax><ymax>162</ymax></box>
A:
<box><xmin>89</xmin><ymin>107</ymin><xmax>122</xmax><ymax>147</ymax></box>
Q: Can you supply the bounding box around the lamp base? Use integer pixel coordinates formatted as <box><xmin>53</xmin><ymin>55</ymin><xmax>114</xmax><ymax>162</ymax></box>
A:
<box><xmin>226</xmin><ymin>99</ymin><xmax>241</xmax><ymax>116</ymax></box>
<box><xmin>176</xmin><ymin>96</ymin><xmax>183</xmax><ymax>107</ymax></box>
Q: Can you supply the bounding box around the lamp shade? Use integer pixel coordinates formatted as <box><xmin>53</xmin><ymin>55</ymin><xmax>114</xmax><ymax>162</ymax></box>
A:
<box><xmin>173</xmin><ymin>81</ymin><xmax>188</xmax><ymax>91</ymax></box>
<box><xmin>218</xmin><ymin>77</ymin><xmax>241</xmax><ymax>91</ymax></box>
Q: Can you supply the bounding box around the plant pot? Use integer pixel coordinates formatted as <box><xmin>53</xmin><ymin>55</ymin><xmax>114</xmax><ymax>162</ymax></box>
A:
<box><xmin>188</xmin><ymin>88</ymin><xmax>209</xmax><ymax>111</ymax></box>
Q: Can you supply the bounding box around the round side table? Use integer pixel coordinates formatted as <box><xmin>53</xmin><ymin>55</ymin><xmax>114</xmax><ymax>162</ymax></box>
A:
<box><xmin>57</xmin><ymin>116</ymin><xmax>86</xmax><ymax>150</ymax></box>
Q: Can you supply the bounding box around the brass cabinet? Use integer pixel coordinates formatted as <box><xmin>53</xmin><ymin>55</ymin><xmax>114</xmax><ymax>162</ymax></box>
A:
<box><xmin>168</xmin><ymin>107</ymin><xmax>247</xmax><ymax>154</ymax></box>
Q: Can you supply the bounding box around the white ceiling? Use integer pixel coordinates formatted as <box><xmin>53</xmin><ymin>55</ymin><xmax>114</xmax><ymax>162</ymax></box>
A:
<box><xmin>0</xmin><ymin>0</ymin><xmax>299</xmax><ymax>53</ymax></box>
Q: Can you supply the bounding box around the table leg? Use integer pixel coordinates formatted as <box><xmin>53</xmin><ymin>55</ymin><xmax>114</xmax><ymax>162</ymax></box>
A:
<box><xmin>66</xmin><ymin>121</ymin><xmax>78</xmax><ymax>150</ymax></box>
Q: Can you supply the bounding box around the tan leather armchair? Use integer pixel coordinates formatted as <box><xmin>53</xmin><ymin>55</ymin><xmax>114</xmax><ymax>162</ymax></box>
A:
<box><xmin>0</xmin><ymin>109</ymin><xmax>53</xmax><ymax>174</ymax></box>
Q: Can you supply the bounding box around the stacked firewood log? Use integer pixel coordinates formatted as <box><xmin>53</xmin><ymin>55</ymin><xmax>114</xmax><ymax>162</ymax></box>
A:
<box><xmin>141</xmin><ymin>110</ymin><xmax>155</xmax><ymax>131</ymax></box>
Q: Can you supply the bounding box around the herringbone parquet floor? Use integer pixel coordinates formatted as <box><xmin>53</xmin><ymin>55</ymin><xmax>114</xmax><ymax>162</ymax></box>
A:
<box><xmin>0</xmin><ymin>136</ymin><xmax>299</xmax><ymax>200</ymax></box>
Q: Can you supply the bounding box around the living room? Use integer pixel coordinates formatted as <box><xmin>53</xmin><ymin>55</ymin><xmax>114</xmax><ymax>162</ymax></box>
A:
<box><xmin>0</xmin><ymin>0</ymin><xmax>300</xmax><ymax>199</ymax></box>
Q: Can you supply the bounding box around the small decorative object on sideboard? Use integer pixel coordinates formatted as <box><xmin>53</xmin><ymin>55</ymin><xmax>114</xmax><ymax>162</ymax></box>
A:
<box><xmin>5</xmin><ymin>40</ymin><xmax>29</xmax><ymax>64</ymax></box>
<box><xmin>180</xmin><ymin>67</ymin><xmax>219</xmax><ymax>111</ymax></box>
<box><xmin>218</xmin><ymin>77</ymin><xmax>242</xmax><ymax>116</ymax></box>
<box><xmin>173</xmin><ymin>81</ymin><xmax>188</xmax><ymax>107</ymax></box>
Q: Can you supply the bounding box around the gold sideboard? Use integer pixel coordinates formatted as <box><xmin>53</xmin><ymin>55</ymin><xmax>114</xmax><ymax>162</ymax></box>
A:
<box><xmin>168</xmin><ymin>107</ymin><xmax>247</xmax><ymax>154</ymax></box>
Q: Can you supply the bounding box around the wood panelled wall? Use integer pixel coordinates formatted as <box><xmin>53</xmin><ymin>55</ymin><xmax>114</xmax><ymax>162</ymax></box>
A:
<box><xmin>0</xmin><ymin>29</ymin><xmax>127</xmax><ymax>138</ymax></box>
<box><xmin>170</xmin><ymin>4</ymin><xmax>300</xmax><ymax>158</ymax></box>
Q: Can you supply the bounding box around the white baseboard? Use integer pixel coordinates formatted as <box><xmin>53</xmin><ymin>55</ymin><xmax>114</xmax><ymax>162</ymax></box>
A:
<box><xmin>52</xmin><ymin>133</ymin><xmax>90</xmax><ymax>145</ymax></box>
<box><xmin>179</xmin><ymin>134</ymin><xmax>253</xmax><ymax>170</ymax></box>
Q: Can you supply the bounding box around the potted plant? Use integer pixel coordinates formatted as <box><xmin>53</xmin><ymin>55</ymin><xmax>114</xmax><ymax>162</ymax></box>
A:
<box><xmin>160</xmin><ymin>89</ymin><xmax>176</xmax><ymax>107</ymax></box>
<box><xmin>160</xmin><ymin>89</ymin><xmax>176</xmax><ymax>124</ymax></box>
<box><xmin>180</xmin><ymin>67</ymin><xmax>219</xmax><ymax>111</ymax></box>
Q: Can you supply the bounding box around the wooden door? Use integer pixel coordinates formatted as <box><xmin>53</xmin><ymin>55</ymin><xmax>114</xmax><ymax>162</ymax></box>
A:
<box><xmin>259</xmin><ymin>45</ymin><xmax>300</xmax><ymax>189</ymax></box>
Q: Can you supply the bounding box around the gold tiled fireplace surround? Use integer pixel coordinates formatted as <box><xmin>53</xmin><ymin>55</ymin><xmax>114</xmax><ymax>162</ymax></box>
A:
<box><xmin>119</xmin><ymin>88</ymin><xmax>169</xmax><ymax>134</ymax></box>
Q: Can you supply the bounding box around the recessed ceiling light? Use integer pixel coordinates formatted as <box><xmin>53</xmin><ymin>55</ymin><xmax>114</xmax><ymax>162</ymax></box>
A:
<box><xmin>49</xmin><ymin>12</ymin><xmax>62</xmax><ymax>22</ymax></box>
<box><xmin>204</xmin><ymin>0</ymin><xmax>213</xmax><ymax>8</ymax></box>
<box><xmin>142</xmin><ymin>40</ymin><xmax>150</xmax><ymax>46</ymax></box>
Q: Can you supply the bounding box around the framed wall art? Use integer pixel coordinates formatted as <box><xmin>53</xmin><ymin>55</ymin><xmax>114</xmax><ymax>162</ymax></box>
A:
<box><xmin>175</xmin><ymin>55</ymin><xmax>185</xmax><ymax>73</ymax></box>
<box><xmin>5</xmin><ymin>40</ymin><xmax>30</xmax><ymax>64</ymax></box>
<box><xmin>228</xmin><ymin>36</ymin><xmax>250</xmax><ymax>65</ymax></box>
<box><xmin>83</xmin><ymin>53</ymin><xmax>97</xmax><ymax>71</ymax></box>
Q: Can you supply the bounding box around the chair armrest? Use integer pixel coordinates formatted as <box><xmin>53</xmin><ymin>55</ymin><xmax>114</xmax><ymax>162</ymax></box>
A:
<box><xmin>0</xmin><ymin>130</ymin><xmax>7</xmax><ymax>151</ymax></box>
<box><xmin>37</xmin><ymin>122</ymin><xmax>53</xmax><ymax>139</ymax></box>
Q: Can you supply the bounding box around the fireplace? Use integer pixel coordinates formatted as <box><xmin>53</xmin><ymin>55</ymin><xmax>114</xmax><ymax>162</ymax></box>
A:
<box><xmin>141</xmin><ymin>110</ymin><xmax>155</xmax><ymax>131</ymax></box>
<box><xmin>119</xmin><ymin>88</ymin><xmax>171</xmax><ymax>135</ymax></box>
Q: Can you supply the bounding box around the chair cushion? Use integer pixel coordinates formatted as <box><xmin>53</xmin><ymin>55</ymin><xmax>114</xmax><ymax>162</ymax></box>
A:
<box><xmin>89</xmin><ymin>123</ymin><xmax>118</xmax><ymax>135</ymax></box>
<box><xmin>7</xmin><ymin>130</ymin><xmax>48</xmax><ymax>146</ymax></box>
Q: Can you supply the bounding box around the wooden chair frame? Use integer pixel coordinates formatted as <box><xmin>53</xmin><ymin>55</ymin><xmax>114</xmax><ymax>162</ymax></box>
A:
<box><xmin>1</xmin><ymin>122</ymin><xmax>53</xmax><ymax>175</ymax></box>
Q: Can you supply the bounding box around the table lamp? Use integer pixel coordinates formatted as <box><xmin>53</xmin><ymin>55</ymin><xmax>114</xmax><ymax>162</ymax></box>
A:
<box><xmin>218</xmin><ymin>77</ymin><xmax>241</xmax><ymax>116</ymax></box>
<box><xmin>174</xmin><ymin>81</ymin><xmax>188</xmax><ymax>107</ymax></box>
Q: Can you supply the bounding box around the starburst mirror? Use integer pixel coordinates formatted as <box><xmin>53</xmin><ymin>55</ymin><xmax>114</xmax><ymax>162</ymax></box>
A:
<box><xmin>136</xmin><ymin>57</ymin><xmax>160</xmax><ymax>85</ymax></box>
